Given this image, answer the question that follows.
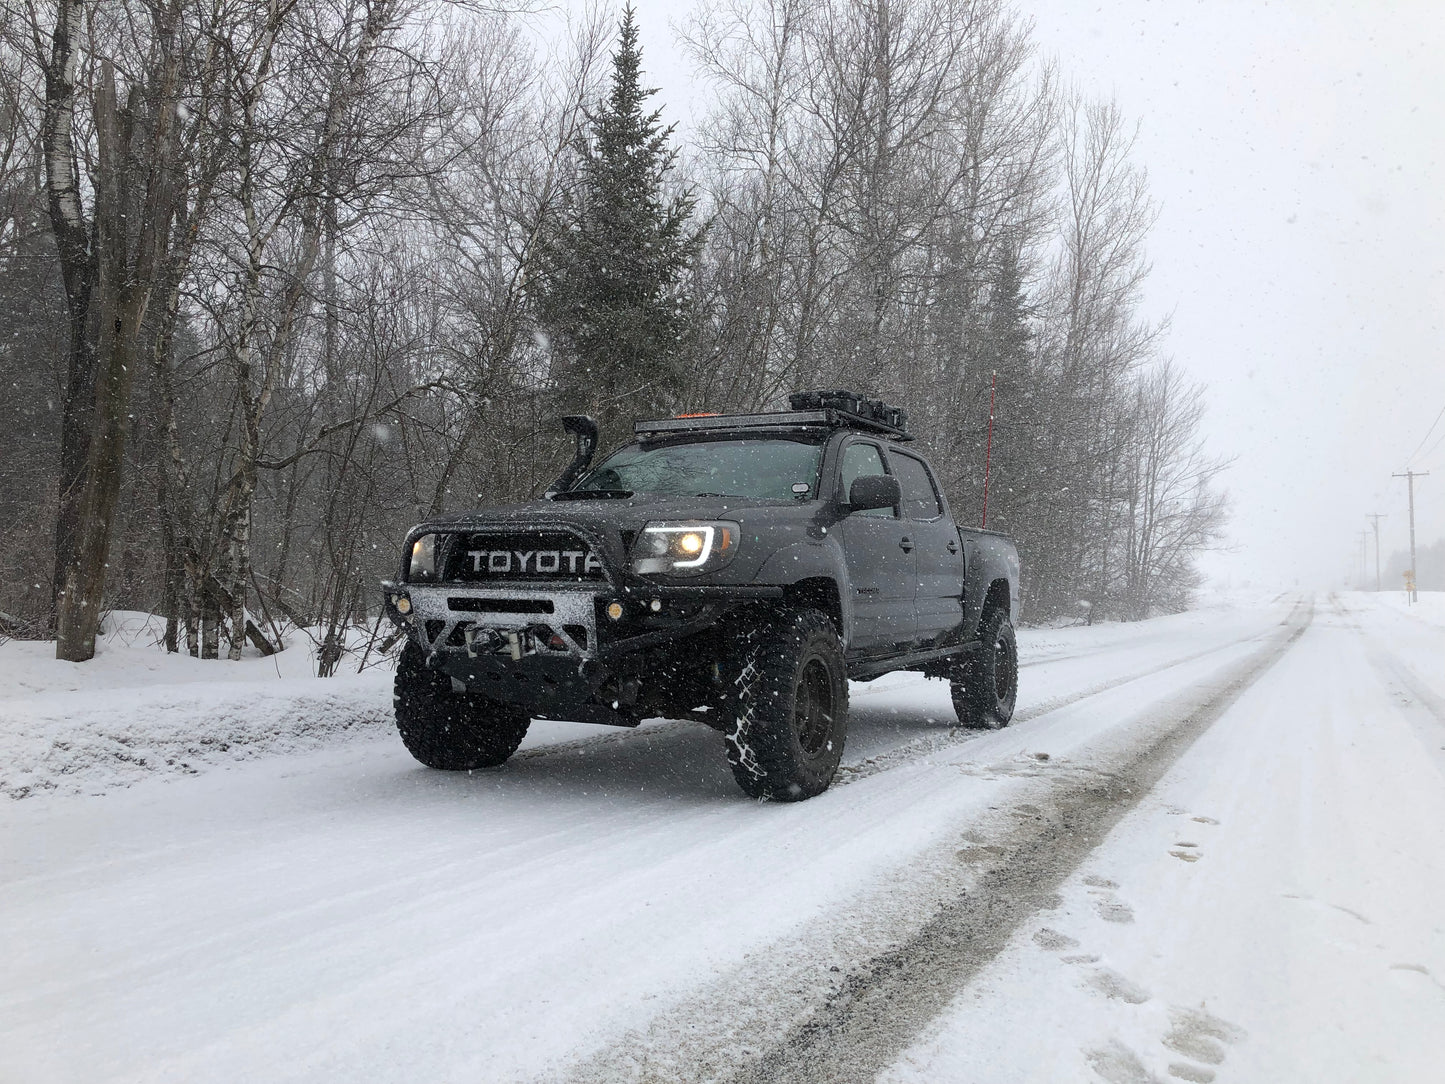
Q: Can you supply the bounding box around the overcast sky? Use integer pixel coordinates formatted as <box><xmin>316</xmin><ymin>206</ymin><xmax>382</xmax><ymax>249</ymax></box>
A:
<box><xmin>624</xmin><ymin>0</ymin><xmax>1445</xmax><ymax>589</ymax></box>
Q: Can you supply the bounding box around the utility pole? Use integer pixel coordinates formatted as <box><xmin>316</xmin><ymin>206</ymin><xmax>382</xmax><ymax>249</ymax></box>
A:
<box><xmin>1357</xmin><ymin>530</ymin><xmax>1369</xmax><ymax>589</ymax></box>
<box><xmin>1365</xmin><ymin>513</ymin><xmax>1386</xmax><ymax>592</ymax></box>
<box><xmin>1392</xmin><ymin>470</ymin><xmax>1429</xmax><ymax>603</ymax></box>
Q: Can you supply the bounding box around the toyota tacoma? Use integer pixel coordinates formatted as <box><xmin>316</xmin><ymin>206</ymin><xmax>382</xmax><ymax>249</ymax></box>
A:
<box><xmin>381</xmin><ymin>390</ymin><xmax>1020</xmax><ymax>800</ymax></box>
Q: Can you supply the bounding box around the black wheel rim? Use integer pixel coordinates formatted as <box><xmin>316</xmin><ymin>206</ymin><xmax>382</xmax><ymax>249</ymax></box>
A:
<box><xmin>994</xmin><ymin>631</ymin><xmax>1017</xmax><ymax>702</ymax></box>
<box><xmin>794</xmin><ymin>657</ymin><xmax>835</xmax><ymax>755</ymax></box>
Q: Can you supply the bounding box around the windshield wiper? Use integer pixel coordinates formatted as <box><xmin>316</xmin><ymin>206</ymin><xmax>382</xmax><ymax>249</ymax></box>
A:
<box><xmin>552</xmin><ymin>489</ymin><xmax>634</xmax><ymax>500</ymax></box>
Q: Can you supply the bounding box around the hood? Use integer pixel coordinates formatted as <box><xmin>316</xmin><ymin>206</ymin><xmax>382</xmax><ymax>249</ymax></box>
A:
<box><xmin>405</xmin><ymin>492</ymin><xmax>823</xmax><ymax>587</ymax></box>
<box><xmin>417</xmin><ymin>492</ymin><xmax>807</xmax><ymax>534</ymax></box>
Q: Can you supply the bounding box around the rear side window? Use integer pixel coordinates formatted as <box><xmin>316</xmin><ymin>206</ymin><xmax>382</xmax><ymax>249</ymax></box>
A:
<box><xmin>839</xmin><ymin>442</ymin><xmax>892</xmax><ymax>517</ymax></box>
<box><xmin>889</xmin><ymin>452</ymin><xmax>943</xmax><ymax>520</ymax></box>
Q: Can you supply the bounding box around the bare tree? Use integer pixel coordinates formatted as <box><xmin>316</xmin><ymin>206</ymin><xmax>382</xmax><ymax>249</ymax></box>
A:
<box><xmin>0</xmin><ymin>0</ymin><xmax>1231</xmax><ymax>660</ymax></box>
<box><xmin>35</xmin><ymin>0</ymin><xmax>202</xmax><ymax>660</ymax></box>
<box><xmin>1119</xmin><ymin>360</ymin><xmax>1229</xmax><ymax>616</ymax></box>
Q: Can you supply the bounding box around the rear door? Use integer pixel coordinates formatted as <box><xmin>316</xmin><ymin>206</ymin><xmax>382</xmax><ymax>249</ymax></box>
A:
<box><xmin>886</xmin><ymin>449</ymin><xmax>965</xmax><ymax>642</ymax></box>
<box><xmin>834</xmin><ymin>440</ymin><xmax>917</xmax><ymax>652</ymax></box>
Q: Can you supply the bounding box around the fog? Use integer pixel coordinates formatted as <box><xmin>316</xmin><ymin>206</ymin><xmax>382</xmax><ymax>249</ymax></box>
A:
<box><xmin>630</xmin><ymin>0</ymin><xmax>1445</xmax><ymax>591</ymax></box>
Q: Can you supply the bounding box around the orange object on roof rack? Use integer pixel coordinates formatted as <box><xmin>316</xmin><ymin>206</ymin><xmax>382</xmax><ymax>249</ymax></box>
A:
<box><xmin>674</xmin><ymin>412</ymin><xmax>721</xmax><ymax>418</ymax></box>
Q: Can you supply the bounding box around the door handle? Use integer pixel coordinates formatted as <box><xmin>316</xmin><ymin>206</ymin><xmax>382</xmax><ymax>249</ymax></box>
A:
<box><xmin>947</xmin><ymin>540</ymin><xmax>959</xmax><ymax>554</ymax></box>
<box><xmin>899</xmin><ymin>537</ymin><xmax>914</xmax><ymax>552</ymax></box>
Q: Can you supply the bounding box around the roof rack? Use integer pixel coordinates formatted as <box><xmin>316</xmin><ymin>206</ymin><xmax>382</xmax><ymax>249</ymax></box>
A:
<box><xmin>635</xmin><ymin>390</ymin><xmax>912</xmax><ymax>442</ymax></box>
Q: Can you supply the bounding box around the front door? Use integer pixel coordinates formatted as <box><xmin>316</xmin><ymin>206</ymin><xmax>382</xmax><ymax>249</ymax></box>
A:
<box><xmin>834</xmin><ymin>440</ymin><xmax>917</xmax><ymax>652</ymax></box>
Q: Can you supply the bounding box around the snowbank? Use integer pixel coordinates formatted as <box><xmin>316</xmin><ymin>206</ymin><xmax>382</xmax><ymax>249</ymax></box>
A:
<box><xmin>0</xmin><ymin>612</ymin><xmax>394</xmax><ymax>800</ymax></box>
<box><xmin>1374</xmin><ymin>589</ymin><xmax>1445</xmax><ymax>630</ymax></box>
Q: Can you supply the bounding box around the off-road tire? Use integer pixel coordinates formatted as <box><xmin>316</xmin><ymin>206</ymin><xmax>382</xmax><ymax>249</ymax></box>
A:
<box><xmin>394</xmin><ymin>641</ymin><xmax>531</xmax><ymax>769</ymax></box>
<box><xmin>725</xmin><ymin>608</ymin><xmax>848</xmax><ymax>801</ymax></box>
<box><xmin>952</xmin><ymin>607</ymin><xmax>1018</xmax><ymax>729</ymax></box>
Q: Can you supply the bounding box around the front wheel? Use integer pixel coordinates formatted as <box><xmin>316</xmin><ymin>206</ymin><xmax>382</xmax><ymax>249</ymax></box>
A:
<box><xmin>952</xmin><ymin>608</ymin><xmax>1018</xmax><ymax>729</ymax></box>
<box><xmin>725</xmin><ymin>608</ymin><xmax>849</xmax><ymax>801</ymax></box>
<box><xmin>394</xmin><ymin>642</ymin><xmax>531</xmax><ymax>769</ymax></box>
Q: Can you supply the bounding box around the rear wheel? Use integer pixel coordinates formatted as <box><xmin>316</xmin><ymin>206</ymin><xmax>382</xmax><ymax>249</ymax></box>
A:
<box><xmin>952</xmin><ymin>608</ymin><xmax>1018</xmax><ymax>729</ymax></box>
<box><xmin>725</xmin><ymin>608</ymin><xmax>848</xmax><ymax>801</ymax></box>
<box><xmin>394</xmin><ymin>642</ymin><xmax>531</xmax><ymax>769</ymax></box>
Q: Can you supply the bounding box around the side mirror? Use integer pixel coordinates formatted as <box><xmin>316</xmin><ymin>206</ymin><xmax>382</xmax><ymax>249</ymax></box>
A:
<box><xmin>847</xmin><ymin>474</ymin><xmax>900</xmax><ymax>513</ymax></box>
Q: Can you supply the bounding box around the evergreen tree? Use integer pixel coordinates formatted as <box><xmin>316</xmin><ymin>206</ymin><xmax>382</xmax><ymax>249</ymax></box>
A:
<box><xmin>984</xmin><ymin>237</ymin><xmax>1033</xmax><ymax>377</ymax></box>
<box><xmin>532</xmin><ymin>4</ymin><xmax>701</xmax><ymax>435</ymax></box>
<box><xmin>972</xmin><ymin>235</ymin><xmax>1037</xmax><ymax>536</ymax></box>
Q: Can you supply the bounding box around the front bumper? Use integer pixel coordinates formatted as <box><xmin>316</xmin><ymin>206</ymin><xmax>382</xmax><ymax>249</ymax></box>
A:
<box><xmin>382</xmin><ymin>581</ymin><xmax>782</xmax><ymax>662</ymax></box>
<box><xmin>381</xmin><ymin>579</ymin><xmax>782</xmax><ymax>725</ymax></box>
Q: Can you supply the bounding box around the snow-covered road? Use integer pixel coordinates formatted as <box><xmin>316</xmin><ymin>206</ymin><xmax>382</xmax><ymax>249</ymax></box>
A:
<box><xmin>2</xmin><ymin>594</ymin><xmax>1442</xmax><ymax>1082</ymax></box>
<box><xmin>880</xmin><ymin>594</ymin><xmax>1445</xmax><ymax>1084</ymax></box>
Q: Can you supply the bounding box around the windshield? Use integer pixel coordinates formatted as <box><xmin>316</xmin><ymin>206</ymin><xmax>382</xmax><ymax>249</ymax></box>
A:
<box><xmin>572</xmin><ymin>437</ymin><xmax>824</xmax><ymax>500</ymax></box>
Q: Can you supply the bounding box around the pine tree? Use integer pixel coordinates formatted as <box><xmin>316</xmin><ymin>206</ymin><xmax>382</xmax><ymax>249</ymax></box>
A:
<box><xmin>974</xmin><ymin>235</ymin><xmax>1036</xmax><ymax>536</ymax></box>
<box><xmin>532</xmin><ymin>4</ymin><xmax>701</xmax><ymax>435</ymax></box>
<box><xmin>984</xmin><ymin>237</ymin><xmax>1033</xmax><ymax>377</ymax></box>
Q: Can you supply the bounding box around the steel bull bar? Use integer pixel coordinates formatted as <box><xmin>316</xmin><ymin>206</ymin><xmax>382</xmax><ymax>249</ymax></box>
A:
<box><xmin>381</xmin><ymin>519</ymin><xmax>782</xmax><ymax>725</ymax></box>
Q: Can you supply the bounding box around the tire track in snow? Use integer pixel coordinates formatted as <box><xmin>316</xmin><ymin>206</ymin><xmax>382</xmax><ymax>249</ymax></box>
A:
<box><xmin>1341</xmin><ymin>596</ymin><xmax>1445</xmax><ymax>774</ymax></box>
<box><xmin>834</xmin><ymin>599</ymin><xmax>1307</xmax><ymax>788</ymax></box>
<box><xmin>560</xmin><ymin>600</ymin><xmax>1313</xmax><ymax>1084</ymax></box>
<box><xmin>735</xmin><ymin>600</ymin><xmax>1312</xmax><ymax>1084</ymax></box>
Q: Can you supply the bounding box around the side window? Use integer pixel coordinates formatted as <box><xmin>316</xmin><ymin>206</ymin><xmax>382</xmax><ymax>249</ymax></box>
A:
<box><xmin>890</xmin><ymin>452</ymin><xmax>943</xmax><ymax>520</ymax></box>
<box><xmin>838</xmin><ymin>442</ymin><xmax>892</xmax><ymax>517</ymax></box>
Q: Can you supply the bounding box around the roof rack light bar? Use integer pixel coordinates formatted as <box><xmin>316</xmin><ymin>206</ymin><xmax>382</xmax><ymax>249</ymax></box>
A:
<box><xmin>634</xmin><ymin>408</ymin><xmax>913</xmax><ymax>441</ymax></box>
<box><xmin>635</xmin><ymin>411</ymin><xmax>828</xmax><ymax>436</ymax></box>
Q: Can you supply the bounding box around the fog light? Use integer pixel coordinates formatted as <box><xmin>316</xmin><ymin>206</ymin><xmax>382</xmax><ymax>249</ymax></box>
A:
<box><xmin>394</xmin><ymin>595</ymin><xmax>411</xmax><ymax>615</ymax></box>
<box><xmin>606</xmin><ymin>601</ymin><xmax>624</xmax><ymax>620</ymax></box>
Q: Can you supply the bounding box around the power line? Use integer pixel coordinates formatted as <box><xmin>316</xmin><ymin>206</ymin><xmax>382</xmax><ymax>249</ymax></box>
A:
<box><xmin>1404</xmin><ymin>402</ymin><xmax>1445</xmax><ymax>465</ymax></box>
<box><xmin>1417</xmin><ymin>425</ymin><xmax>1445</xmax><ymax>468</ymax></box>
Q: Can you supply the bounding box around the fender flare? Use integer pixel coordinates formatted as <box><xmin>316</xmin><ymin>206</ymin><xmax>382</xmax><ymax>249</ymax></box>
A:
<box><xmin>754</xmin><ymin>537</ymin><xmax>855</xmax><ymax>644</ymax></box>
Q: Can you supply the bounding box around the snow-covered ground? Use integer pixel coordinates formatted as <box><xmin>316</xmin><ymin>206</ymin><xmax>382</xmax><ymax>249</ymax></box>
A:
<box><xmin>1</xmin><ymin>593</ymin><xmax>1440</xmax><ymax>1082</ymax></box>
<box><xmin>881</xmin><ymin>593</ymin><xmax>1445</xmax><ymax>1084</ymax></box>
<box><xmin>0</xmin><ymin>611</ymin><xmax>396</xmax><ymax>800</ymax></box>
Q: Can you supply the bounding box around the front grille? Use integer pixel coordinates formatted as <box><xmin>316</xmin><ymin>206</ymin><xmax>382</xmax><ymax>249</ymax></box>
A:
<box><xmin>444</xmin><ymin>530</ymin><xmax>605</xmax><ymax>583</ymax></box>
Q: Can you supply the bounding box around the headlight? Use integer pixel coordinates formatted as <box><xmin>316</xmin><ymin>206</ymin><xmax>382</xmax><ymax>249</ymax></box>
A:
<box><xmin>408</xmin><ymin>534</ymin><xmax>438</xmax><ymax>581</ymax></box>
<box><xmin>630</xmin><ymin>521</ymin><xmax>739</xmax><ymax>575</ymax></box>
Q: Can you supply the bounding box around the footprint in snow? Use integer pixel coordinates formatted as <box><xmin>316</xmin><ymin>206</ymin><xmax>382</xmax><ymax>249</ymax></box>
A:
<box><xmin>1170</xmin><ymin>842</ymin><xmax>1202</xmax><ymax>863</ymax></box>
<box><xmin>1191</xmin><ymin>815</ymin><xmax>1220</xmax><ymax>825</ymax></box>
<box><xmin>1162</xmin><ymin>1007</ymin><xmax>1246</xmax><ymax>1067</ymax></box>
<box><xmin>1089</xmin><ymin>968</ymin><xmax>1151</xmax><ymax>1004</ymax></box>
<box><xmin>1093</xmin><ymin>896</ymin><xmax>1135</xmax><ymax>924</ymax></box>
<box><xmin>1167</xmin><ymin>1063</ymin><xmax>1214</xmax><ymax>1083</ymax></box>
<box><xmin>1085</xmin><ymin>1039</ymin><xmax>1159</xmax><ymax>1084</ymax></box>
<box><xmin>1033</xmin><ymin>927</ymin><xmax>1079</xmax><ymax>952</ymax></box>
<box><xmin>1082</xmin><ymin>874</ymin><xmax>1134</xmax><ymax>922</ymax></box>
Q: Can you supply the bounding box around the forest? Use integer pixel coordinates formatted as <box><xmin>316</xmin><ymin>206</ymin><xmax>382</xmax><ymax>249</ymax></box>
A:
<box><xmin>0</xmin><ymin>0</ymin><xmax>1227</xmax><ymax>666</ymax></box>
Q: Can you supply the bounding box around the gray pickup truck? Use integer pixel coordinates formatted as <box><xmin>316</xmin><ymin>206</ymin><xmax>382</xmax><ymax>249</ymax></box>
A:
<box><xmin>382</xmin><ymin>390</ymin><xmax>1021</xmax><ymax>801</ymax></box>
